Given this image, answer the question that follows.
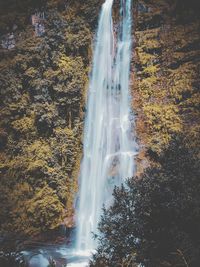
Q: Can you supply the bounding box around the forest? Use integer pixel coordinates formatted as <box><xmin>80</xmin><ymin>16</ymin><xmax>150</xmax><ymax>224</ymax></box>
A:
<box><xmin>0</xmin><ymin>0</ymin><xmax>199</xmax><ymax>266</ymax></box>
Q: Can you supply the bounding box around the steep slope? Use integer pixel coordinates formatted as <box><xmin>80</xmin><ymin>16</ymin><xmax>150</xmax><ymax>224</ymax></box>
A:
<box><xmin>0</xmin><ymin>0</ymin><xmax>199</xmax><ymax>240</ymax></box>
<box><xmin>133</xmin><ymin>0</ymin><xmax>200</xmax><ymax>171</ymax></box>
<box><xmin>0</xmin><ymin>0</ymin><xmax>103</xmax><ymax>237</ymax></box>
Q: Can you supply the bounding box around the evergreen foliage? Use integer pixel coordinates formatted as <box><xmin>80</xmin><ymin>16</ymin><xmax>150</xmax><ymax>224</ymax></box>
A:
<box><xmin>91</xmin><ymin>138</ymin><xmax>200</xmax><ymax>267</ymax></box>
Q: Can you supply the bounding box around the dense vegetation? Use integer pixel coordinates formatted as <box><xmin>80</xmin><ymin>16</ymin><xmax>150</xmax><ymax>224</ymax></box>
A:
<box><xmin>91</xmin><ymin>137</ymin><xmax>200</xmax><ymax>267</ymax></box>
<box><xmin>0</xmin><ymin>0</ymin><xmax>103</xmax><ymax>237</ymax></box>
<box><xmin>0</xmin><ymin>0</ymin><xmax>199</xmax><ymax>266</ymax></box>
<box><xmin>134</xmin><ymin>0</ymin><xmax>200</xmax><ymax>173</ymax></box>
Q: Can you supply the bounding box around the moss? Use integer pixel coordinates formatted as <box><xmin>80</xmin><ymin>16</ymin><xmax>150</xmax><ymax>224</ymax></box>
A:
<box><xmin>63</xmin><ymin>18</ymin><xmax>92</xmax><ymax>57</ymax></box>
<box><xmin>136</xmin><ymin>47</ymin><xmax>157</xmax><ymax>66</ymax></box>
<box><xmin>26</xmin><ymin>185</ymin><xmax>64</xmax><ymax>234</ymax></box>
<box><xmin>142</xmin><ymin>65</ymin><xmax>159</xmax><ymax>76</ymax></box>
<box><xmin>0</xmin><ymin>183</ymin><xmax>64</xmax><ymax>236</ymax></box>
<box><xmin>11</xmin><ymin>116</ymin><xmax>35</xmax><ymax>134</ymax></box>
<box><xmin>25</xmin><ymin>67</ymin><xmax>39</xmax><ymax>79</ymax></box>
<box><xmin>134</xmin><ymin>0</ymin><xmax>200</xmax><ymax>164</ymax></box>
<box><xmin>0</xmin><ymin>0</ymin><xmax>97</xmax><ymax>237</ymax></box>
<box><xmin>143</xmin><ymin>104</ymin><xmax>182</xmax><ymax>152</ymax></box>
<box><xmin>25</xmin><ymin>140</ymin><xmax>52</xmax><ymax>160</ymax></box>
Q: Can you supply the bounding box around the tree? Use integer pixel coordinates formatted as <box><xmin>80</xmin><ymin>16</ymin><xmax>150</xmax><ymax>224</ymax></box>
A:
<box><xmin>91</xmin><ymin>138</ymin><xmax>200</xmax><ymax>267</ymax></box>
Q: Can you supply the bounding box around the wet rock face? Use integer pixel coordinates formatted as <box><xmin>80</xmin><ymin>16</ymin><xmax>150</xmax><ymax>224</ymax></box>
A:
<box><xmin>133</xmin><ymin>0</ymin><xmax>200</xmax><ymax>172</ymax></box>
<box><xmin>0</xmin><ymin>0</ymin><xmax>102</xmax><ymax>236</ymax></box>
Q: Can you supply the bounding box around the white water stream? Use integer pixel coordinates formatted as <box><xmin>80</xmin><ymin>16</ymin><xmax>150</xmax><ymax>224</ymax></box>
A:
<box><xmin>19</xmin><ymin>1</ymin><xmax>136</xmax><ymax>267</ymax></box>
<box><xmin>74</xmin><ymin>0</ymin><xmax>137</xmax><ymax>261</ymax></box>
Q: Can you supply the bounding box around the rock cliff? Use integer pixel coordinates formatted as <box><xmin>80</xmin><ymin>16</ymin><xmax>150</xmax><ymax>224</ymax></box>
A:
<box><xmin>0</xmin><ymin>0</ymin><xmax>199</xmax><ymax>238</ymax></box>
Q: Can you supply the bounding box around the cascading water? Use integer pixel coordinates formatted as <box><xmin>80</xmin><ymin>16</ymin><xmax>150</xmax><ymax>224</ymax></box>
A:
<box><xmin>75</xmin><ymin>0</ymin><xmax>137</xmax><ymax>255</ymax></box>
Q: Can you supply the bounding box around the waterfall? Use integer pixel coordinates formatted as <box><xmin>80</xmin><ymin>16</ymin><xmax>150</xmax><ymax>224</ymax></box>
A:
<box><xmin>75</xmin><ymin>0</ymin><xmax>136</xmax><ymax>254</ymax></box>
